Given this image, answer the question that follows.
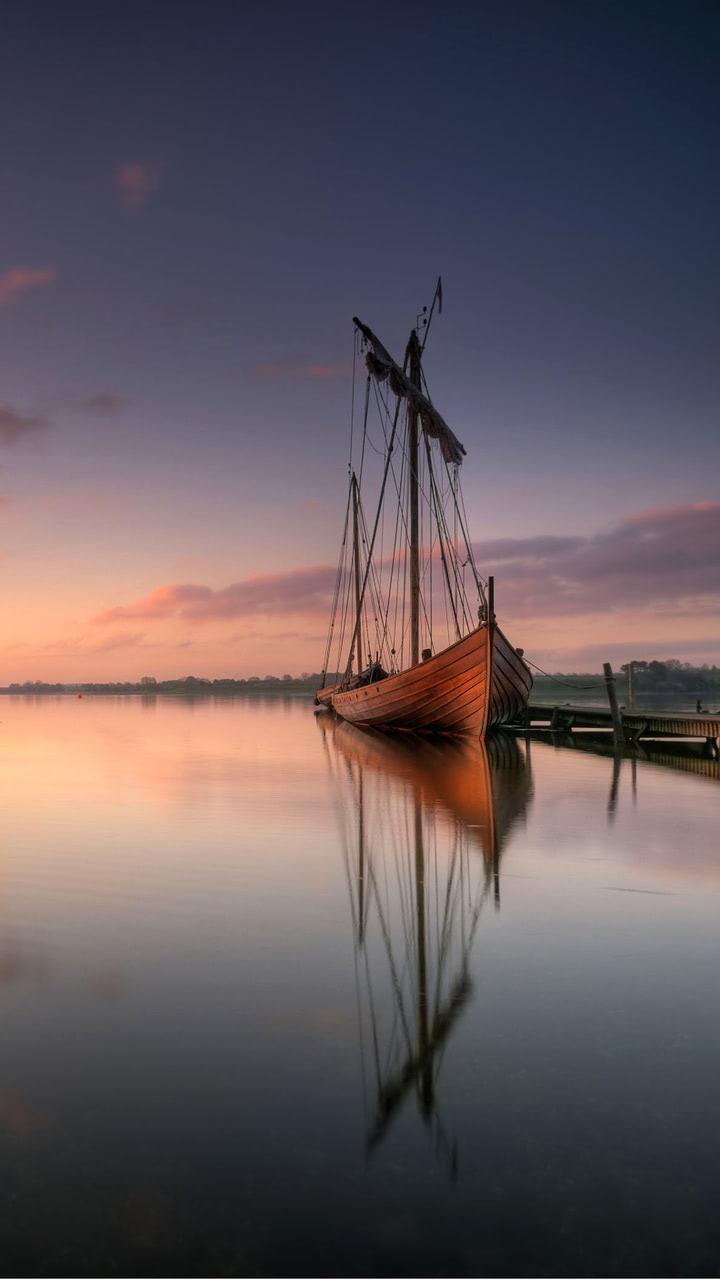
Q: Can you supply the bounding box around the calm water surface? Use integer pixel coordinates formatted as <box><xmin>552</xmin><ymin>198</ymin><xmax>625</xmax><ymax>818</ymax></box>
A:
<box><xmin>0</xmin><ymin>695</ymin><xmax>718</xmax><ymax>1276</ymax></box>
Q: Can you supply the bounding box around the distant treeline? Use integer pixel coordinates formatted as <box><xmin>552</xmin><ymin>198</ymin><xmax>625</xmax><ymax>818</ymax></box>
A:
<box><xmin>531</xmin><ymin>659</ymin><xmax>720</xmax><ymax>696</ymax></box>
<box><xmin>2</xmin><ymin>660</ymin><xmax>718</xmax><ymax>696</ymax></box>
<box><xmin>0</xmin><ymin>674</ymin><xmax>332</xmax><ymax>695</ymax></box>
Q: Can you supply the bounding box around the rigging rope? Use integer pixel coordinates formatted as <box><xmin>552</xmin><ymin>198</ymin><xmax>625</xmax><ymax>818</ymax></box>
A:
<box><xmin>335</xmin><ymin>331</ymin><xmax>522</xmax><ymax>681</ymax></box>
<box><xmin>348</xmin><ymin>329</ymin><xmax>357</xmax><ymax>474</ymax></box>
<box><xmin>358</xmin><ymin>376</ymin><xmax>371</xmax><ymax>487</ymax></box>
<box><xmin>424</xmin><ymin>434</ymin><xmax>462</xmax><ymax>639</ymax></box>
<box><xmin>341</xmin><ymin>392</ymin><xmax>404</xmax><ymax>684</ymax></box>
<box><xmin>524</xmin><ymin>657</ymin><xmax>607</xmax><ymax>689</ymax></box>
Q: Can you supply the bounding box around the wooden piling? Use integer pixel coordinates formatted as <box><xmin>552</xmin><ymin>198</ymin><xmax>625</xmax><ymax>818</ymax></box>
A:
<box><xmin>603</xmin><ymin>662</ymin><xmax>624</xmax><ymax>748</ymax></box>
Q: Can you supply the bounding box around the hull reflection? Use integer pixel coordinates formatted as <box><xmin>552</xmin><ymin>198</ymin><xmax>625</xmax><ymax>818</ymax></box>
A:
<box><xmin>319</xmin><ymin>716</ymin><xmax>533</xmax><ymax>1165</ymax></box>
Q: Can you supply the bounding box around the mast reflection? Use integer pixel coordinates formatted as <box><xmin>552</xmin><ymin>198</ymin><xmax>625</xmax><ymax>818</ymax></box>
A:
<box><xmin>318</xmin><ymin>716</ymin><xmax>533</xmax><ymax>1169</ymax></box>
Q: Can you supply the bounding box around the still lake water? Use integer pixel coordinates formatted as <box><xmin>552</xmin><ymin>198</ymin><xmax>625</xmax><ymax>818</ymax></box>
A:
<box><xmin>0</xmin><ymin>694</ymin><xmax>718</xmax><ymax>1277</ymax></box>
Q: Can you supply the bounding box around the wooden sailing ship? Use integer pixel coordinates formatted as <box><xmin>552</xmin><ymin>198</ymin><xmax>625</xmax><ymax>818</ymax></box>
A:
<box><xmin>317</xmin><ymin>287</ymin><xmax>532</xmax><ymax>735</ymax></box>
<box><xmin>319</xmin><ymin>715</ymin><xmax>533</xmax><ymax>1159</ymax></box>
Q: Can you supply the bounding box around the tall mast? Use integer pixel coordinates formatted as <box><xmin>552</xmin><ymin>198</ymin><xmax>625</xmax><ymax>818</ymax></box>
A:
<box><xmin>351</xmin><ymin>472</ymin><xmax>363</xmax><ymax>677</ymax></box>
<box><xmin>407</xmin><ymin>330</ymin><xmax>422</xmax><ymax>667</ymax></box>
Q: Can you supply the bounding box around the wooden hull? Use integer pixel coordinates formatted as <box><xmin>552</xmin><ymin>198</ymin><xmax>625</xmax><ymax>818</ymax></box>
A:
<box><xmin>329</xmin><ymin>623</ymin><xmax>532</xmax><ymax>736</ymax></box>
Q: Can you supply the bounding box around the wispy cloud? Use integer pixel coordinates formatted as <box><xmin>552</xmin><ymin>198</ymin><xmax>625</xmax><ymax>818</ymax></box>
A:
<box><xmin>92</xmin><ymin>565</ymin><xmax>337</xmax><ymax>626</ymax></box>
<box><xmin>90</xmin><ymin>505</ymin><xmax>720</xmax><ymax>656</ymax></box>
<box><xmin>474</xmin><ymin>503</ymin><xmax>720</xmax><ymax>618</ymax></box>
<box><xmin>246</xmin><ymin>356</ymin><xmax>350</xmax><ymax>381</ymax></box>
<box><xmin>87</xmin><ymin>631</ymin><xmax>148</xmax><ymax>654</ymax></box>
<box><xmin>0</xmin><ymin>267</ymin><xmax>56</xmax><ymax>308</ymax></box>
<box><xmin>77</xmin><ymin>392</ymin><xmax>126</xmax><ymax>413</ymax></box>
<box><xmin>77</xmin><ymin>389</ymin><xmax>126</xmax><ymax>409</ymax></box>
<box><xmin>0</xmin><ymin>404</ymin><xmax>49</xmax><ymax>445</ymax></box>
<box><xmin>34</xmin><ymin>631</ymin><xmax>153</xmax><ymax>657</ymax></box>
<box><xmin>113</xmin><ymin>160</ymin><xmax>162</xmax><ymax>210</ymax></box>
<box><xmin>227</xmin><ymin>629</ymin><xmax>326</xmax><ymax>643</ymax></box>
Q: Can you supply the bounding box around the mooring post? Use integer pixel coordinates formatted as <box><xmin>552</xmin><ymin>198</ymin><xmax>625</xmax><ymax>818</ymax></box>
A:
<box><xmin>603</xmin><ymin>662</ymin><xmax>624</xmax><ymax>748</ymax></box>
<box><xmin>628</xmin><ymin>660</ymin><xmax>635</xmax><ymax>710</ymax></box>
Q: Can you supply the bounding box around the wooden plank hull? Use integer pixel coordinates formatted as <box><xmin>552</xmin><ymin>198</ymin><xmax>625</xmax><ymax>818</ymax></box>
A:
<box><xmin>330</xmin><ymin>623</ymin><xmax>532</xmax><ymax>736</ymax></box>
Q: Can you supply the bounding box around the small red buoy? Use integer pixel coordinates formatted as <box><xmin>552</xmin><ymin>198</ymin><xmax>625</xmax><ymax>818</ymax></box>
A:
<box><xmin>78</xmin><ymin>693</ymin><xmax>82</xmax><ymax>699</ymax></box>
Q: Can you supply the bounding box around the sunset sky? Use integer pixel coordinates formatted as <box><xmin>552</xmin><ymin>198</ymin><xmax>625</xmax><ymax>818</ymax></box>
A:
<box><xmin>1</xmin><ymin>1</ymin><xmax>718</xmax><ymax>681</ymax></box>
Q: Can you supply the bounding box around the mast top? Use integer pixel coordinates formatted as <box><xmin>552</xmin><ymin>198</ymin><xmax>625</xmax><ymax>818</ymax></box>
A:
<box><xmin>352</xmin><ymin>312</ymin><xmax>465</xmax><ymax>466</ymax></box>
<box><xmin>418</xmin><ymin>276</ymin><xmax>442</xmax><ymax>354</ymax></box>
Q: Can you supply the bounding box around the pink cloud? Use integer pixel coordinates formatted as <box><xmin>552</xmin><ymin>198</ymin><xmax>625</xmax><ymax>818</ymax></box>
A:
<box><xmin>0</xmin><ymin>267</ymin><xmax>56</xmax><ymax>307</ymax></box>
<box><xmin>0</xmin><ymin>404</ymin><xmax>48</xmax><ymax>444</ymax></box>
<box><xmin>92</xmin><ymin>583</ymin><xmax>211</xmax><ymax>624</ymax></box>
<box><xmin>621</xmin><ymin>501</ymin><xmax>717</xmax><ymax>528</ymax></box>
<box><xmin>113</xmin><ymin>161</ymin><xmax>161</xmax><ymax>210</ymax></box>
<box><xmin>92</xmin><ymin>566</ymin><xmax>337</xmax><ymax>626</ymax></box>
<box><xmin>306</xmin><ymin>365</ymin><xmax>350</xmax><ymax>379</ymax></box>
<box><xmin>90</xmin><ymin>505</ymin><xmax>720</xmax><ymax>648</ymax></box>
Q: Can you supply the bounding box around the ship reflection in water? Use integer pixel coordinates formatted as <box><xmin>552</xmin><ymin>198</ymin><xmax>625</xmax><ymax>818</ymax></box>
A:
<box><xmin>1</xmin><ymin>696</ymin><xmax>719</xmax><ymax>1276</ymax></box>
<box><xmin>318</xmin><ymin>714</ymin><xmax>533</xmax><ymax>1170</ymax></box>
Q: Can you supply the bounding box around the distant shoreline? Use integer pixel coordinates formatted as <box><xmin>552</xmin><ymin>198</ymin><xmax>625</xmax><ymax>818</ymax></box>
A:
<box><xmin>2</xmin><ymin>662</ymin><xmax>718</xmax><ymax>701</ymax></box>
<box><xmin>0</xmin><ymin>683</ymin><xmax>321</xmax><ymax>697</ymax></box>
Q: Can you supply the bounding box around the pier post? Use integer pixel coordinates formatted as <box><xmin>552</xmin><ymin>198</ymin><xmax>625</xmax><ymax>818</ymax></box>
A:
<box><xmin>628</xmin><ymin>660</ymin><xmax>635</xmax><ymax>710</ymax></box>
<box><xmin>603</xmin><ymin>662</ymin><xmax>624</xmax><ymax>749</ymax></box>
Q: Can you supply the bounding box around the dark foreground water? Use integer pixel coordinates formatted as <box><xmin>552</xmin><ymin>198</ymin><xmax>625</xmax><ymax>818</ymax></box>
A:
<box><xmin>0</xmin><ymin>696</ymin><xmax>718</xmax><ymax>1277</ymax></box>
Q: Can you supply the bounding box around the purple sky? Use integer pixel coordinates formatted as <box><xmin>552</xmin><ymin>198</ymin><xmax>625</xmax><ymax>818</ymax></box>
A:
<box><xmin>1</xmin><ymin>1</ymin><xmax>718</xmax><ymax>678</ymax></box>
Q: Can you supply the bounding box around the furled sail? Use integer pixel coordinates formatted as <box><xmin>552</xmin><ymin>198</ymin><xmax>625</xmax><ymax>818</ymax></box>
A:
<box><xmin>353</xmin><ymin>316</ymin><xmax>467</xmax><ymax>466</ymax></box>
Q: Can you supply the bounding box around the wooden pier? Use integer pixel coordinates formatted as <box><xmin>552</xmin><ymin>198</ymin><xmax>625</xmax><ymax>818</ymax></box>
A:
<box><xmin>515</xmin><ymin>703</ymin><xmax>720</xmax><ymax>750</ymax></box>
